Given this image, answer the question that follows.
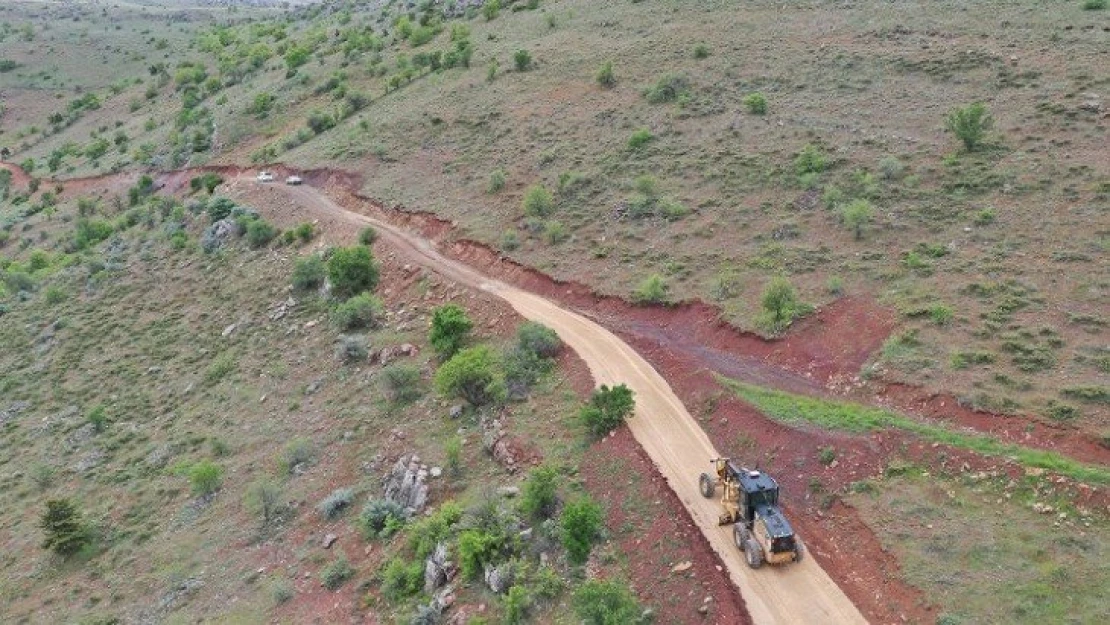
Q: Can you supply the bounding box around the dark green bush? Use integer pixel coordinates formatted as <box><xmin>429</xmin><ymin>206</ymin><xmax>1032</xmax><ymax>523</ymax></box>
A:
<box><xmin>632</xmin><ymin>274</ymin><xmax>668</xmax><ymax>305</ymax></box>
<box><xmin>560</xmin><ymin>497</ymin><xmax>603</xmax><ymax>565</ymax></box>
<box><xmin>327</xmin><ymin>245</ymin><xmax>379</xmax><ymax>299</ymax></box>
<box><xmin>189</xmin><ymin>460</ymin><xmax>223</xmax><ymax>496</ymax></box>
<box><xmin>579</xmin><ymin>384</ymin><xmax>635</xmax><ymax>437</ymax></box>
<box><xmin>40</xmin><ymin>499</ymin><xmax>91</xmax><ymax>557</ymax></box>
<box><xmin>429</xmin><ymin>303</ymin><xmax>473</xmax><ymax>359</ymax></box>
<box><xmin>291</xmin><ymin>255</ymin><xmax>326</xmax><ymax>291</ymax></box>
<box><xmin>520</xmin><ymin>465</ymin><xmax>559</xmax><ymax>520</ymax></box>
<box><xmin>381</xmin><ymin>363</ymin><xmax>424</xmax><ymax>404</ymax></box>
<box><xmin>572</xmin><ymin>579</ymin><xmax>645</xmax><ymax>625</ymax></box>
<box><xmin>514</xmin><ymin>49</ymin><xmax>533</xmax><ymax>71</ymax></box>
<box><xmin>435</xmin><ymin>346</ymin><xmax>506</xmax><ymax>406</ymax></box>
<box><xmin>245</xmin><ymin>219</ymin><xmax>277</xmax><ymax>248</ymax></box>
<box><xmin>516</xmin><ymin>321</ymin><xmax>562</xmax><ymax>358</ymax></box>
<box><xmin>596</xmin><ymin>61</ymin><xmax>616</xmax><ymax>88</ymax></box>
<box><xmin>332</xmin><ymin>292</ymin><xmax>383</xmax><ymax>330</ymax></box>
<box><xmin>945</xmin><ymin>103</ymin><xmax>993</xmax><ymax>151</ymax></box>
<box><xmin>360</xmin><ymin>499</ymin><xmax>407</xmax><ymax>539</ymax></box>
<box><xmin>320</xmin><ymin>556</ymin><xmax>353</xmax><ymax>590</ymax></box>
<box><xmin>643</xmin><ymin>73</ymin><xmax>688</xmax><ymax>104</ymax></box>
<box><xmin>358</xmin><ymin>226</ymin><xmax>378</xmax><ymax>245</ymax></box>
<box><xmin>522</xmin><ymin>184</ymin><xmax>554</xmax><ymax>217</ymax></box>
<box><xmin>380</xmin><ymin>557</ymin><xmax>424</xmax><ymax>601</ymax></box>
<box><xmin>207</xmin><ymin>197</ymin><xmax>236</xmax><ymax>222</ymax></box>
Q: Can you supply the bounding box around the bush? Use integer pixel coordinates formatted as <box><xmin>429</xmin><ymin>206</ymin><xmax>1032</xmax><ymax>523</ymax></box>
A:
<box><xmin>358</xmin><ymin>226</ymin><xmax>378</xmax><ymax>245</ymax></box>
<box><xmin>1084</xmin><ymin>0</ymin><xmax>1106</xmax><ymax>9</ymax></box>
<box><xmin>596</xmin><ymin>61</ymin><xmax>616</xmax><ymax>88</ymax></box>
<box><xmin>572</xmin><ymin>579</ymin><xmax>645</xmax><ymax>625</ymax></box>
<box><xmin>435</xmin><ymin>346</ymin><xmax>506</xmax><ymax>406</ymax></box>
<box><xmin>458</xmin><ymin>528</ymin><xmax>507</xmax><ymax>580</ymax></box>
<box><xmin>40</xmin><ymin>499</ymin><xmax>91</xmax><ymax>557</ymax></box>
<box><xmin>488</xmin><ymin>170</ymin><xmax>507</xmax><ymax>194</ymax></box>
<box><xmin>818</xmin><ymin>447</ymin><xmax>837</xmax><ymax>466</ymax></box>
<box><xmin>541</xmin><ymin>220</ymin><xmax>568</xmax><ymax>245</ymax></box>
<box><xmin>632</xmin><ymin>273</ymin><xmax>669</xmax><ymax>305</ymax></box>
<box><xmin>627</xmin><ymin>128</ymin><xmax>653</xmax><ymax>149</ymax></box>
<box><xmin>74</xmin><ymin>219</ymin><xmax>114</xmax><ymax>250</ymax></box>
<box><xmin>643</xmin><ymin>73</ymin><xmax>689</xmax><ymax>104</ymax></box>
<box><xmin>335</xmin><ymin>335</ymin><xmax>368</xmax><ymax>363</ymax></box>
<box><xmin>516</xmin><ymin>321</ymin><xmax>562</xmax><ymax>358</ymax></box>
<box><xmin>445</xmin><ymin>437</ymin><xmax>463</xmax><ymax>477</ymax></box>
<box><xmin>292</xmin><ymin>255</ymin><xmax>326</xmax><ymax>290</ymax></box>
<box><xmin>360</xmin><ymin>499</ymin><xmax>408</xmax><ymax>539</ymax></box>
<box><xmin>86</xmin><ymin>405</ymin><xmax>108</xmax><ymax>432</ymax></box>
<box><xmin>483</xmin><ymin>0</ymin><xmax>501</xmax><ymax>20</ymax></box>
<box><xmin>189</xmin><ymin>460</ymin><xmax>223</xmax><ymax>496</ymax></box>
<box><xmin>190</xmin><ymin>172</ymin><xmax>223</xmax><ymax>194</ymax></box>
<box><xmin>315</xmin><ymin>487</ymin><xmax>353</xmax><ymax>520</ymax></box>
<box><xmin>332</xmin><ymin>292</ymin><xmax>383</xmax><ymax>330</ymax></box>
<box><xmin>945</xmin><ymin>103</ymin><xmax>993</xmax><ymax>151</ymax></box>
<box><xmin>294</xmin><ymin>222</ymin><xmax>315</xmax><ymax>243</ymax></box>
<box><xmin>514</xmin><ymin>49</ymin><xmax>533</xmax><ymax>72</ymax></box>
<box><xmin>430</xmin><ymin>303</ymin><xmax>473</xmax><ymax>359</ymax></box>
<box><xmin>380</xmin><ymin>557</ymin><xmax>424</xmax><ymax>601</ymax></box>
<box><xmin>743</xmin><ymin>92</ymin><xmax>767</xmax><ymax>114</ymax></box>
<box><xmin>246</xmin><ymin>480</ymin><xmax>283</xmax><ymax>526</ymax></box>
<box><xmin>207</xmin><ymin>197</ymin><xmax>236</xmax><ymax>222</ymax></box>
<box><xmin>306</xmin><ymin>110</ymin><xmax>336</xmax><ymax>134</ymax></box>
<box><xmin>280</xmin><ymin>438</ymin><xmax>313</xmax><ymax>474</ymax></box>
<box><xmin>560</xmin><ymin>497</ymin><xmax>603</xmax><ymax>565</ymax></box>
<box><xmin>327</xmin><ymin>245</ymin><xmax>379</xmax><ymax>299</ymax></box>
<box><xmin>382</xmin><ymin>363</ymin><xmax>424</xmax><ymax>404</ymax></box>
<box><xmin>522</xmin><ymin>184</ymin><xmax>554</xmax><ymax>217</ymax></box>
<box><xmin>579</xmin><ymin>384</ymin><xmax>635</xmax><ymax>438</ymax></box>
<box><xmin>758</xmin><ymin>276</ymin><xmax>808</xmax><ymax>335</ymax></box>
<box><xmin>503</xmin><ymin>584</ymin><xmax>531</xmax><ymax>624</ymax></box>
<box><xmin>929</xmin><ymin>304</ymin><xmax>953</xmax><ymax>325</ymax></box>
<box><xmin>270</xmin><ymin>577</ymin><xmax>294</xmax><ymax>604</ymax></box>
<box><xmin>408</xmin><ymin>501</ymin><xmax>463</xmax><ymax>558</ymax></box>
<box><xmin>693</xmin><ymin>43</ymin><xmax>710</xmax><ymax>59</ymax></box>
<box><xmin>320</xmin><ymin>556</ymin><xmax>353</xmax><ymax>590</ymax></box>
<box><xmin>839</xmin><ymin>199</ymin><xmax>873</xmax><ymax>240</ymax></box>
<box><xmin>520</xmin><ymin>465</ymin><xmax>559</xmax><ymax>521</ymax></box>
<box><xmin>794</xmin><ymin>144</ymin><xmax>827</xmax><ymax>175</ymax></box>
<box><xmin>245</xmin><ymin>219</ymin><xmax>277</xmax><ymax>248</ymax></box>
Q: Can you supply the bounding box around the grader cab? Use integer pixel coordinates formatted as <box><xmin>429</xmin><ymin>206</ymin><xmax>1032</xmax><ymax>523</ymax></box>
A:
<box><xmin>699</xmin><ymin>458</ymin><xmax>803</xmax><ymax>568</ymax></box>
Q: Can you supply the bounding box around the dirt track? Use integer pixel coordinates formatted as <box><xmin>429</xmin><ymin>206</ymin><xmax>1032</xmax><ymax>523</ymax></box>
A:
<box><xmin>269</xmin><ymin>180</ymin><xmax>867</xmax><ymax>625</ymax></box>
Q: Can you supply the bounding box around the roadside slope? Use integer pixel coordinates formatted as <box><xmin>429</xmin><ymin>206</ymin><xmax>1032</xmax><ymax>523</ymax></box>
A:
<box><xmin>269</xmin><ymin>179</ymin><xmax>867</xmax><ymax>625</ymax></box>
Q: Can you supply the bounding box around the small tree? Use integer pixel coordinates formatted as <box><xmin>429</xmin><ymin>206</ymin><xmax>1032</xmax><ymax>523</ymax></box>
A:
<box><xmin>483</xmin><ymin>0</ymin><xmax>501</xmax><ymax>21</ymax></box>
<box><xmin>514</xmin><ymin>49</ymin><xmax>533</xmax><ymax>72</ymax></box>
<box><xmin>743</xmin><ymin>92</ymin><xmax>767</xmax><ymax>115</ymax></box>
<box><xmin>327</xmin><ymin>245</ymin><xmax>379</xmax><ymax>299</ymax></box>
<box><xmin>840</xmin><ymin>198</ymin><xmax>874</xmax><ymax>240</ymax></box>
<box><xmin>945</xmin><ymin>102</ymin><xmax>993</xmax><ymax>151</ymax></box>
<box><xmin>516</xmin><ymin>321</ymin><xmax>562</xmax><ymax>358</ymax></box>
<box><xmin>572</xmin><ymin>579</ymin><xmax>645</xmax><ymax>625</ymax></box>
<box><xmin>189</xmin><ymin>461</ymin><xmax>223</xmax><ymax>496</ymax></box>
<box><xmin>579</xmin><ymin>384</ymin><xmax>635</xmax><ymax>437</ymax></box>
<box><xmin>429</xmin><ymin>303</ymin><xmax>473</xmax><ymax>359</ymax></box>
<box><xmin>40</xmin><ymin>499</ymin><xmax>90</xmax><ymax>557</ymax></box>
<box><xmin>358</xmin><ymin>226</ymin><xmax>378</xmax><ymax>245</ymax></box>
<box><xmin>246</xmin><ymin>480</ymin><xmax>283</xmax><ymax>527</ymax></box>
<box><xmin>560</xmin><ymin>496</ymin><xmax>603</xmax><ymax>565</ymax></box>
<box><xmin>758</xmin><ymin>276</ymin><xmax>810</xmax><ymax>335</ymax></box>
<box><xmin>596</xmin><ymin>61</ymin><xmax>616</xmax><ymax>88</ymax></box>
<box><xmin>794</xmin><ymin>144</ymin><xmax>827</xmax><ymax>175</ymax></box>
<box><xmin>435</xmin><ymin>346</ymin><xmax>506</xmax><ymax>406</ymax></box>
<box><xmin>631</xmin><ymin>274</ymin><xmax>668</xmax><ymax>305</ymax></box>
<box><xmin>522</xmin><ymin>184</ymin><xmax>554</xmax><ymax>217</ymax></box>
<box><xmin>292</xmin><ymin>255</ymin><xmax>326</xmax><ymax>290</ymax></box>
<box><xmin>520</xmin><ymin>465</ymin><xmax>559</xmax><ymax>520</ymax></box>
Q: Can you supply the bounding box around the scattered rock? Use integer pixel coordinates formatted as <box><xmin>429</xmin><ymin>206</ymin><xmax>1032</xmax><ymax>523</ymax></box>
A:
<box><xmin>305</xmin><ymin>377</ymin><xmax>325</xmax><ymax>395</ymax></box>
<box><xmin>497</xmin><ymin>486</ymin><xmax>520</xmax><ymax>498</ymax></box>
<box><xmin>322</xmin><ymin>533</ymin><xmax>338</xmax><ymax>549</ymax></box>
<box><xmin>697</xmin><ymin>604</ymin><xmax>709</xmax><ymax>615</ymax></box>
<box><xmin>222</xmin><ymin>323</ymin><xmax>237</xmax><ymax>338</ymax></box>
<box><xmin>201</xmin><ymin>219</ymin><xmax>242</xmax><ymax>253</ymax></box>
<box><xmin>671</xmin><ymin>561</ymin><xmax>693</xmax><ymax>574</ymax></box>
<box><xmin>484</xmin><ymin>564</ymin><xmax>512</xmax><ymax>594</ymax></box>
<box><xmin>430</xmin><ymin>466</ymin><xmax>443</xmax><ymax>478</ymax></box>
<box><xmin>449</xmin><ymin>405</ymin><xmax>464</xmax><ymax>419</ymax></box>
<box><xmin>0</xmin><ymin>400</ymin><xmax>31</xmax><ymax>426</ymax></box>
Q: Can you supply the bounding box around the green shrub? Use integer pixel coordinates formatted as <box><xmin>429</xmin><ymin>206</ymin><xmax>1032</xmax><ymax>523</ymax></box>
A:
<box><xmin>579</xmin><ymin>384</ymin><xmax>635</xmax><ymax>438</ymax></box>
<box><xmin>43</xmin><ymin>285</ymin><xmax>66</xmax><ymax>305</ymax></box>
<box><xmin>4</xmin><ymin>270</ymin><xmax>34</xmax><ymax>293</ymax></box>
<box><xmin>1045</xmin><ymin>401</ymin><xmax>1080</xmax><ymax>422</ymax></box>
<box><xmin>514</xmin><ymin>49</ymin><xmax>533</xmax><ymax>72</ymax></box>
<box><xmin>320</xmin><ymin>556</ymin><xmax>353</xmax><ymax>590</ymax></box>
<box><xmin>483</xmin><ymin>0</ymin><xmax>501</xmax><ymax>20</ymax></box>
<box><xmin>743</xmin><ymin>92</ymin><xmax>767</xmax><ymax>114</ymax></box>
<box><xmin>945</xmin><ymin>103</ymin><xmax>993</xmax><ymax>151</ymax></box>
<box><xmin>445</xmin><ymin>438</ymin><xmax>463</xmax><ymax>477</ymax></box>
<box><xmin>294</xmin><ymin>222</ymin><xmax>315</xmax><ymax>243</ymax></box>
<box><xmin>430</xmin><ymin>303</ymin><xmax>473</xmax><ymax>359</ymax></box>
<box><xmin>627</xmin><ymin>128</ymin><xmax>653</xmax><ymax>149</ymax></box>
<box><xmin>280</xmin><ymin>438</ymin><xmax>314</xmax><ymax>474</ymax></box>
<box><xmin>839</xmin><ymin>199</ymin><xmax>873</xmax><ymax>240</ymax></box>
<box><xmin>189</xmin><ymin>460</ymin><xmax>223</xmax><ymax>496</ymax></box>
<box><xmin>757</xmin><ymin>276</ymin><xmax>809</xmax><ymax>335</ymax></box>
<box><xmin>380</xmin><ymin>557</ymin><xmax>423</xmax><ymax>601</ymax></box>
<box><xmin>596</xmin><ymin>61</ymin><xmax>616</xmax><ymax>88</ymax></box>
<box><xmin>631</xmin><ymin>274</ymin><xmax>668</xmax><ymax>305</ymax></box>
<box><xmin>522</xmin><ymin>184</ymin><xmax>554</xmax><ymax>217</ymax></box>
<box><xmin>327</xmin><ymin>245</ymin><xmax>379</xmax><ymax>299</ymax></box>
<box><xmin>516</xmin><ymin>321</ymin><xmax>562</xmax><ymax>358</ymax></box>
<box><xmin>541</xmin><ymin>220</ymin><xmax>568</xmax><ymax>245</ymax></box>
<box><xmin>560</xmin><ymin>497</ymin><xmax>603</xmax><ymax>565</ymax></box>
<box><xmin>435</xmin><ymin>346</ymin><xmax>506</xmax><ymax>406</ymax></box>
<box><xmin>929</xmin><ymin>304</ymin><xmax>954</xmax><ymax>325</ymax></box>
<box><xmin>292</xmin><ymin>255</ymin><xmax>326</xmax><ymax>290</ymax></box>
<box><xmin>332</xmin><ymin>292</ymin><xmax>383</xmax><ymax>330</ymax></box>
<box><xmin>316</xmin><ymin>487</ymin><xmax>354</xmax><ymax>519</ymax></box>
<box><xmin>190</xmin><ymin>172</ymin><xmax>223</xmax><ymax>194</ymax></box>
<box><xmin>408</xmin><ymin>501</ymin><xmax>463</xmax><ymax>558</ymax></box>
<box><xmin>1083</xmin><ymin>0</ymin><xmax>1106</xmax><ymax>9</ymax></box>
<box><xmin>458</xmin><ymin>528</ymin><xmax>506</xmax><ymax>579</ymax></box>
<box><xmin>693</xmin><ymin>43</ymin><xmax>710</xmax><ymax>59</ymax></box>
<box><xmin>306</xmin><ymin>110</ymin><xmax>336</xmax><ymax>134</ymax></box>
<box><xmin>950</xmin><ymin>350</ymin><xmax>996</xmax><ymax>369</ymax></box>
<box><xmin>74</xmin><ymin>218</ymin><xmax>114</xmax><ymax>250</ymax></box>
<box><xmin>86</xmin><ymin>405</ymin><xmax>108</xmax><ymax>432</ymax></box>
<box><xmin>245</xmin><ymin>219</ymin><xmax>277</xmax><ymax>248</ymax></box>
<box><xmin>520</xmin><ymin>465</ymin><xmax>559</xmax><ymax>520</ymax></box>
<box><xmin>488</xmin><ymin>170</ymin><xmax>507</xmax><ymax>194</ymax></box>
<box><xmin>1061</xmin><ymin>386</ymin><xmax>1109</xmax><ymax>404</ymax></box>
<box><xmin>246</xmin><ymin>480</ymin><xmax>283</xmax><ymax>526</ymax></box>
<box><xmin>794</xmin><ymin>144</ymin><xmax>828</xmax><ymax>175</ymax></box>
<box><xmin>572</xmin><ymin>579</ymin><xmax>645</xmax><ymax>625</ymax></box>
<box><xmin>818</xmin><ymin>447</ymin><xmax>837</xmax><ymax>465</ymax></box>
<box><xmin>359</xmin><ymin>498</ymin><xmax>407</xmax><ymax>539</ymax></box>
<box><xmin>381</xmin><ymin>363</ymin><xmax>424</xmax><ymax>404</ymax></box>
<box><xmin>270</xmin><ymin>577</ymin><xmax>294</xmax><ymax>604</ymax></box>
<box><xmin>503</xmin><ymin>585</ymin><xmax>531</xmax><ymax>624</ymax></box>
<box><xmin>643</xmin><ymin>73</ymin><xmax>688</xmax><ymax>104</ymax></box>
<box><xmin>207</xmin><ymin>197</ymin><xmax>236</xmax><ymax>222</ymax></box>
<box><xmin>40</xmin><ymin>499</ymin><xmax>91</xmax><ymax>557</ymax></box>
<box><xmin>358</xmin><ymin>226</ymin><xmax>378</xmax><ymax>245</ymax></box>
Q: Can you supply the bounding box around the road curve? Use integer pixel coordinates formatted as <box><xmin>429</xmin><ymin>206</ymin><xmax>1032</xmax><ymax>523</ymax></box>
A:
<box><xmin>274</xmin><ymin>181</ymin><xmax>868</xmax><ymax>625</ymax></box>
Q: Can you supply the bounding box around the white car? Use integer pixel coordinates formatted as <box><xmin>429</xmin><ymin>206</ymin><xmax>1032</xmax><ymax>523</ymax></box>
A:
<box><xmin>256</xmin><ymin>171</ymin><xmax>274</xmax><ymax>182</ymax></box>
<box><xmin>285</xmin><ymin>175</ymin><xmax>303</xmax><ymax>186</ymax></box>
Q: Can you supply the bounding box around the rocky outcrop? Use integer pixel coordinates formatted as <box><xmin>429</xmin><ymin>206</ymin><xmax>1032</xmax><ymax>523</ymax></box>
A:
<box><xmin>382</xmin><ymin>453</ymin><xmax>429</xmax><ymax>516</ymax></box>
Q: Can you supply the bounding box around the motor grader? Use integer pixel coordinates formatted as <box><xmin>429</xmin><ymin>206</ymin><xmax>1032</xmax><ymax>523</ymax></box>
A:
<box><xmin>699</xmin><ymin>458</ymin><xmax>803</xmax><ymax>568</ymax></box>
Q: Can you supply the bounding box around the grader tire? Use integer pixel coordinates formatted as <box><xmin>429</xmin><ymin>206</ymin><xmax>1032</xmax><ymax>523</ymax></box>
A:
<box><xmin>698</xmin><ymin>473</ymin><xmax>715</xmax><ymax>498</ymax></box>
<box><xmin>733</xmin><ymin>524</ymin><xmax>745</xmax><ymax>549</ymax></box>
<box><xmin>744</xmin><ymin>539</ymin><xmax>764</xmax><ymax>569</ymax></box>
<box><xmin>794</xmin><ymin>539</ymin><xmax>805</xmax><ymax>563</ymax></box>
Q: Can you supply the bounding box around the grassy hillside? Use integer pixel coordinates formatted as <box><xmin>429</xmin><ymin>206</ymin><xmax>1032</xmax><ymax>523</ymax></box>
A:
<box><xmin>4</xmin><ymin>0</ymin><xmax>1105</xmax><ymax>435</ymax></box>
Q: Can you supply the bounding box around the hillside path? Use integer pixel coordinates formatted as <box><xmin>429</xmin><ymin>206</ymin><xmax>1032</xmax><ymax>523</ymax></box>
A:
<box><xmin>274</xmin><ymin>180</ymin><xmax>869</xmax><ymax>625</ymax></box>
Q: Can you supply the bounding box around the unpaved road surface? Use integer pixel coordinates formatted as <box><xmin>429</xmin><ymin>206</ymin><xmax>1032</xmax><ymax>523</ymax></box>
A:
<box><xmin>266</xmin><ymin>180</ymin><xmax>867</xmax><ymax>624</ymax></box>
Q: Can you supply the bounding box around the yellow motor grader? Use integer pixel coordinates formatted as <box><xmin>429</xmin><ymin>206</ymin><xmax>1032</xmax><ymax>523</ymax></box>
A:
<box><xmin>699</xmin><ymin>458</ymin><xmax>803</xmax><ymax>568</ymax></box>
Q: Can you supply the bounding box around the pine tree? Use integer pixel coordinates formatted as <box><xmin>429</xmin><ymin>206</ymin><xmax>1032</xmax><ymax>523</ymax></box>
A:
<box><xmin>40</xmin><ymin>499</ymin><xmax>90</xmax><ymax>557</ymax></box>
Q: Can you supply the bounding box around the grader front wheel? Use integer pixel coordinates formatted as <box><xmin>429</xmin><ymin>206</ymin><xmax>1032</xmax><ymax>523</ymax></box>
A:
<box><xmin>698</xmin><ymin>473</ymin><xmax>715</xmax><ymax>498</ymax></box>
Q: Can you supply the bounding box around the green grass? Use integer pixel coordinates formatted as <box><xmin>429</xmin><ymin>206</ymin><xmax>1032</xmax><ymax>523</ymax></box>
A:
<box><xmin>719</xmin><ymin>377</ymin><xmax>1110</xmax><ymax>485</ymax></box>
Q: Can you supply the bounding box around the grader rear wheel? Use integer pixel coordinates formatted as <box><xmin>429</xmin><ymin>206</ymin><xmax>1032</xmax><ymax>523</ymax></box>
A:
<box><xmin>744</xmin><ymin>538</ymin><xmax>764</xmax><ymax>569</ymax></box>
<box><xmin>698</xmin><ymin>473</ymin><xmax>715</xmax><ymax>498</ymax></box>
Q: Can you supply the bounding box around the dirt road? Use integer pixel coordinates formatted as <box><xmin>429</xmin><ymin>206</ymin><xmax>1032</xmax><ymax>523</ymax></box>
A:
<box><xmin>269</xmin><ymin>180</ymin><xmax>867</xmax><ymax>624</ymax></box>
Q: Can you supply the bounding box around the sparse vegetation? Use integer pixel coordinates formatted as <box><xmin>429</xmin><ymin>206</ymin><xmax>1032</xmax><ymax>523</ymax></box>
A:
<box><xmin>945</xmin><ymin>103</ymin><xmax>994</xmax><ymax>151</ymax></box>
<box><xmin>327</xmin><ymin>245</ymin><xmax>379</xmax><ymax>300</ymax></box>
<box><xmin>429</xmin><ymin>303</ymin><xmax>473</xmax><ymax>359</ymax></box>
<box><xmin>579</xmin><ymin>384</ymin><xmax>635</xmax><ymax>438</ymax></box>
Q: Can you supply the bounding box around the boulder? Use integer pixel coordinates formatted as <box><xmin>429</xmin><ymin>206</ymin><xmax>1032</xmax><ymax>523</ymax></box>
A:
<box><xmin>424</xmin><ymin>542</ymin><xmax>449</xmax><ymax>593</ymax></box>
<box><xmin>201</xmin><ymin>218</ymin><xmax>242</xmax><ymax>253</ymax></box>
<box><xmin>383</xmin><ymin>453</ymin><xmax>429</xmax><ymax>515</ymax></box>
